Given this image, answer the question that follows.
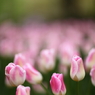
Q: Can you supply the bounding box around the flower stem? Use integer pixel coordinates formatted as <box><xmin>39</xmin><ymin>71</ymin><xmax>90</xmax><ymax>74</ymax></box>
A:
<box><xmin>77</xmin><ymin>82</ymin><xmax>79</xmax><ymax>95</ymax></box>
<box><xmin>87</xmin><ymin>79</ymin><xmax>91</xmax><ymax>95</ymax></box>
<box><xmin>41</xmin><ymin>83</ymin><xmax>52</xmax><ymax>95</ymax></box>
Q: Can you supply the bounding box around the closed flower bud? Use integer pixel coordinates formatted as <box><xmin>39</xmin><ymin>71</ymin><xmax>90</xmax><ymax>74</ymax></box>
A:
<box><xmin>90</xmin><ymin>66</ymin><xmax>95</xmax><ymax>86</ymax></box>
<box><xmin>85</xmin><ymin>48</ymin><xmax>95</xmax><ymax>71</ymax></box>
<box><xmin>16</xmin><ymin>85</ymin><xmax>30</xmax><ymax>95</ymax></box>
<box><xmin>50</xmin><ymin>73</ymin><xmax>66</xmax><ymax>95</ymax></box>
<box><xmin>70</xmin><ymin>55</ymin><xmax>85</xmax><ymax>81</ymax></box>
<box><xmin>24</xmin><ymin>63</ymin><xmax>43</xmax><ymax>84</ymax></box>
<box><xmin>5</xmin><ymin>63</ymin><xmax>26</xmax><ymax>86</ymax></box>
<box><xmin>14</xmin><ymin>53</ymin><xmax>26</xmax><ymax>67</ymax></box>
<box><xmin>38</xmin><ymin>49</ymin><xmax>55</xmax><ymax>73</ymax></box>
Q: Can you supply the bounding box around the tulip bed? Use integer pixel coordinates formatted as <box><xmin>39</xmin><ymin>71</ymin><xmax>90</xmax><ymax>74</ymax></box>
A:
<box><xmin>1</xmin><ymin>20</ymin><xmax>95</xmax><ymax>95</ymax></box>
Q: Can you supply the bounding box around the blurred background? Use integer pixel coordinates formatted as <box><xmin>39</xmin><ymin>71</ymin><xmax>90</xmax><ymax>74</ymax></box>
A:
<box><xmin>0</xmin><ymin>0</ymin><xmax>95</xmax><ymax>23</ymax></box>
<box><xmin>0</xmin><ymin>0</ymin><xmax>95</xmax><ymax>95</ymax></box>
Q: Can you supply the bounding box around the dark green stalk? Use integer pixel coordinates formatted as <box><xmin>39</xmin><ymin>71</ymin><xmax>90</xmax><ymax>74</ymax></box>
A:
<box><xmin>77</xmin><ymin>82</ymin><xmax>79</xmax><ymax>95</ymax></box>
<box><xmin>87</xmin><ymin>79</ymin><xmax>91</xmax><ymax>95</ymax></box>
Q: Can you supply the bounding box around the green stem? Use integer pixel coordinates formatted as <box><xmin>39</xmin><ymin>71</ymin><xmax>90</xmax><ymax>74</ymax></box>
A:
<box><xmin>41</xmin><ymin>83</ymin><xmax>52</xmax><ymax>95</ymax></box>
<box><xmin>77</xmin><ymin>82</ymin><xmax>79</xmax><ymax>95</ymax></box>
<box><xmin>87</xmin><ymin>79</ymin><xmax>91</xmax><ymax>95</ymax></box>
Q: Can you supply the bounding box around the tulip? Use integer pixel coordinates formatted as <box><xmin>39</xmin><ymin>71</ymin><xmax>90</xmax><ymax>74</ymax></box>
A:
<box><xmin>90</xmin><ymin>66</ymin><xmax>95</xmax><ymax>86</ymax></box>
<box><xmin>70</xmin><ymin>55</ymin><xmax>85</xmax><ymax>81</ymax></box>
<box><xmin>5</xmin><ymin>63</ymin><xmax>26</xmax><ymax>86</ymax></box>
<box><xmin>24</xmin><ymin>63</ymin><xmax>43</xmax><ymax>84</ymax></box>
<box><xmin>50</xmin><ymin>73</ymin><xmax>66</xmax><ymax>95</ymax></box>
<box><xmin>14</xmin><ymin>53</ymin><xmax>26</xmax><ymax>67</ymax></box>
<box><xmin>38</xmin><ymin>49</ymin><xmax>55</xmax><ymax>73</ymax></box>
<box><xmin>16</xmin><ymin>85</ymin><xmax>30</xmax><ymax>95</ymax></box>
<box><xmin>85</xmin><ymin>48</ymin><xmax>95</xmax><ymax>70</ymax></box>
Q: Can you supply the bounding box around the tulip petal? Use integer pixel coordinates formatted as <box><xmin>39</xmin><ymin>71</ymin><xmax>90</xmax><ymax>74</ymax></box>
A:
<box><xmin>58</xmin><ymin>74</ymin><xmax>66</xmax><ymax>95</ymax></box>
<box><xmin>70</xmin><ymin>59</ymin><xmax>78</xmax><ymax>79</ymax></box>
<box><xmin>90</xmin><ymin>66</ymin><xmax>95</xmax><ymax>86</ymax></box>
<box><xmin>5</xmin><ymin>63</ymin><xmax>15</xmax><ymax>76</ymax></box>
<box><xmin>50</xmin><ymin>75</ymin><xmax>61</xmax><ymax>94</ymax></box>
<box><xmin>85</xmin><ymin>49</ymin><xmax>95</xmax><ymax>70</ymax></box>
<box><xmin>14</xmin><ymin>53</ymin><xmax>26</xmax><ymax>67</ymax></box>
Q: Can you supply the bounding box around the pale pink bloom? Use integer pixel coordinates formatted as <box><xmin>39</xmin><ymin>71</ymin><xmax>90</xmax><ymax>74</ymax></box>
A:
<box><xmin>5</xmin><ymin>63</ymin><xmax>26</xmax><ymax>86</ymax></box>
<box><xmin>24</xmin><ymin>63</ymin><xmax>43</xmax><ymax>84</ymax></box>
<box><xmin>38</xmin><ymin>49</ymin><xmax>55</xmax><ymax>73</ymax></box>
<box><xmin>85</xmin><ymin>48</ymin><xmax>95</xmax><ymax>70</ymax></box>
<box><xmin>70</xmin><ymin>55</ymin><xmax>85</xmax><ymax>81</ymax></box>
<box><xmin>16</xmin><ymin>85</ymin><xmax>30</xmax><ymax>95</ymax></box>
<box><xmin>14</xmin><ymin>53</ymin><xmax>26</xmax><ymax>67</ymax></box>
<box><xmin>90</xmin><ymin>66</ymin><xmax>95</xmax><ymax>86</ymax></box>
<box><xmin>50</xmin><ymin>73</ymin><xmax>66</xmax><ymax>95</ymax></box>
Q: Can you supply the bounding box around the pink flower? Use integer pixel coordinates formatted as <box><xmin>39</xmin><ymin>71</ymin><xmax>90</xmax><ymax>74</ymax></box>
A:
<box><xmin>70</xmin><ymin>55</ymin><xmax>85</xmax><ymax>81</ymax></box>
<box><xmin>90</xmin><ymin>66</ymin><xmax>95</xmax><ymax>86</ymax></box>
<box><xmin>50</xmin><ymin>73</ymin><xmax>66</xmax><ymax>95</ymax></box>
<box><xmin>24</xmin><ymin>63</ymin><xmax>43</xmax><ymax>84</ymax></box>
<box><xmin>16</xmin><ymin>85</ymin><xmax>30</xmax><ymax>95</ymax></box>
<box><xmin>85</xmin><ymin>48</ymin><xmax>95</xmax><ymax>70</ymax></box>
<box><xmin>38</xmin><ymin>49</ymin><xmax>55</xmax><ymax>73</ymax></box>
<box><xmin>14</xmin><ymin>53</ymin><xmax>26</xmax><ymax>67</ymax></box>
<box><xmin>5</xmin><ymin>63</ymin><xmax>26</xmax><ymax>86</ymax></box>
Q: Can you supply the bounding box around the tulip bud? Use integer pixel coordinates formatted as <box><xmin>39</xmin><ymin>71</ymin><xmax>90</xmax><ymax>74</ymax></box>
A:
<box><xmin>16</xmin><ymin>85</ymin><xmax>30</xmax><ymax>95</ymax></box>
<box><xmin>70</xmin><ymin>55</ymin><xmax>85</xmax><ymax>81</ymax></box>
<box><xmin>38</xmin><ymin>49</ymin><xmax>55</xmax><ymax>73</ymax></box>
<box><xmin>85</xmin><ymin>48</ymin><xmax>95</xmax><ymax>70</ymax></box>
<box><xmin>90</xmin><ymin>66</ymin><xmax>95</xmax><ymax>86</ymax></box>
<box><xmin>5</xmin><ymin>63</ymin><xmax>26</xmax><ymax>86</ymax></box>
<box><xmin>24</xmin><ymin>63</ymin><xmax>43</xmax><ymax>84</ymax></box>
<box><xmin>14</xmin><ymin>53</ymin><xmax>26</xmax><ymax>67</ymax></box>
<box><xmin>50</xmin><ymin>73</ymin><xmax>66</xmax><ymax>95</ymax></box>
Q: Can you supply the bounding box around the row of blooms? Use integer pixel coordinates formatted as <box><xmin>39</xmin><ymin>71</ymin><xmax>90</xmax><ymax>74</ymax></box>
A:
<box><xmin>0</xmin><ymin>20</ymin><xmax>95</xmax><ymax>57</ymax></box>
<box><xmin>5</xmin><ymin>47</ymin><xmax>95</xmax><ymax>95</ymax></box>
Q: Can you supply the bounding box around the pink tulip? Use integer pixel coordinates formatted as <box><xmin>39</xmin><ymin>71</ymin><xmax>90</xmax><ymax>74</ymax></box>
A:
<box><xmin>85</xmin><ymin>48</ymin><xmax>95</xmax><ymax>70</ymax></box>
<box><xmin>16</xmin><ymin>85</ymin><xmax>30</xmax><ymax>95</ymax></box>
<box><xmin>90</xmin><ymin>66</ymin><xmax>95</xmax><ymax>86</ymax></box>
<box><xmin>38</xmin><ymin>49</ymin><xmax>55</xmax><ymax>73</ymax></box>
<box><xmin>5</xmin><ymin>63</ymin><xmax>26</xmax><ymax>86</ymax></box>
<box><xmin>70</xmin><ymin>55</ymin><xmax>85</xmax><ymax>81</ymax></box>
<box><xmin>50</xmin><ymin>73</ymin><xmax>66</xmax><ymax>95</ymax></box>
<box><xmin>24</xmin><ymin>63</ymin><xmax>43</xmax><ymax>84</ymax></box>
<box><xmin>14</xmin><ymin>53</ymin><xmax>26</xmax><ymax>67</ymax></box>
